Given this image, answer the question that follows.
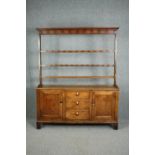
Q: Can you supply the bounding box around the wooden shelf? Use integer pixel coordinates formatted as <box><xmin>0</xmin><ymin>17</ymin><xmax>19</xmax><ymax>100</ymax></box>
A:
<box><xmin>37</xmin><ymin>85</ymin><xmax>119</xmax><ymax>90</ymax></box>
<box><xmin>41</xmin><ymin>50</ymin><xmax>111</xmax><ymax>53</ymax></box>
<box><xmin>42</xmin><ymin>76</ymin><xmax>114</xmax><ymax>79</ymax></box>
<box><xmin>41</xmin><ymin>64</ymin><xmax>114</xmax><ymax>67</ymax></box>
<box><xmin>37</xmin><ymin>27</ymin><xmax>119</xmax><ymax>35</ymax></box>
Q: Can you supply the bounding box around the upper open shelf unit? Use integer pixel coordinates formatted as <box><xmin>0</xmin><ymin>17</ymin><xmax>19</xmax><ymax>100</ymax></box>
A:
<box><xmin>36</xmin><ymin>27</ymin><xmax>119</xmax><ymax>86</ymax></box>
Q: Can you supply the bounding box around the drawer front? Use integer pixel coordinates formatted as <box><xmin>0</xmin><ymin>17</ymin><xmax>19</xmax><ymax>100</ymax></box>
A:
<box><xmin>66</xmin><ymin>90</ymin><xmax>90</xmax><ymax>99</ymax></box>
<box><xmin>66</xmin><ymin>99</ymin><xmax>90</xmax><ymax>110</ymax></box>
<box><xmin>65</xmin><ymin>110</ymin><xmax>90</xmax><ymax>120</ymax></box>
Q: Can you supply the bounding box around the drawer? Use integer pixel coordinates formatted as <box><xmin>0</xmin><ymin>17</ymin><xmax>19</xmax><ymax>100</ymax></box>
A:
<box><xmin>66</xmin><ymin>90</ymin><xmax>90</xmax><ymax>99</ymax></box>
<box><xmin>65</xmin><ymin>110</ymin><xmax>90</xmax><ymax>120</ymax></box>
<box><xmin>66</xmin><ymin>99</ymin><xmax>90</xmax><ymax>110</ymax></box>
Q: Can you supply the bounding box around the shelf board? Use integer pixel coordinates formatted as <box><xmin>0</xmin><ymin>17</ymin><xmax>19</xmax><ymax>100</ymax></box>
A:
<box><xmin>37</xmin><ymin>84</ymin><xmax>119</xmax><ymax>90</ymax></box>
<box><xmin>42</xmin><ymin>76</ymin><xmax>114</xmax><ymax>79</ymax></box>
<box><xmin>41</xmin><ymin>50</ymin><xmax>111</xmax><ymax>53</ymax></box>
<box><xmin>36</xmin><ymin>27</ymin><xmax>119</xmax><ymax>35</ymax></box>
<box><xmin>41</xmin><ymin>64</ymin><xmax>114</xmax><ymax>67</ymax></box>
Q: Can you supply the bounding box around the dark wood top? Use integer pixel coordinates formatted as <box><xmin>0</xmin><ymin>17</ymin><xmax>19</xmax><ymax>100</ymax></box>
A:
<box><xmin>36</xmin><ymin>27</ymin><xmax>119</xmax><ymax>35</ymax></box>
<box><xmin>37</xmin><ymin>85</ymin><xmax>119</xmax><ymax>90</ymax></box>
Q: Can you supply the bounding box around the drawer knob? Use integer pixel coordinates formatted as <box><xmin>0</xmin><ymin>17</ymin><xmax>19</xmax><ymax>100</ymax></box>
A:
<box><xmin>76</xmin><ymin>101</ymin><xmax>79</xmax><ymax>105</ymax></box>
<box><xmin>75</xmin><ymin>112</ymin><xmax>79</xmax><ymax>116</ymax></box>
<box><xmin>76</xmin><ymin>92</ymin><xmax>79</xmax><ymax>96</ymax></box>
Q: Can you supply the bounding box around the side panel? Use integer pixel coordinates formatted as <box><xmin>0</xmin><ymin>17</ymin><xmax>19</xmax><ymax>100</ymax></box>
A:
<box><xmin>37</xmin><ymin>89</ymin><xmax>63</xmax><ymax>121</ymax></box>
<box><xmin>92</xmin><ymin>91</ymin><xmax>118</xmax><ymax>122</ymax></box>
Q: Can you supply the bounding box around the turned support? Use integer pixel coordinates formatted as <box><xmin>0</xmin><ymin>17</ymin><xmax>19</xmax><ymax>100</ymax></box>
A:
<box><xmin>36</xmin><ymin>122</ymin><xmax>42</xmax><ymax>129</ymax></box>
<box><xmin>111</xmin><ymin>123</ymin><xmax>118</xmax><ymax>130</ymax></box>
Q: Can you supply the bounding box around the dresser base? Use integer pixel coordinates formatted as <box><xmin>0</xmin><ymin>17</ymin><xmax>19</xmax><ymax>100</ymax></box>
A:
<box><xmin>36</xmin><ymin>85</ymin><xmax>119</xmax><ymax>130</ymax></box>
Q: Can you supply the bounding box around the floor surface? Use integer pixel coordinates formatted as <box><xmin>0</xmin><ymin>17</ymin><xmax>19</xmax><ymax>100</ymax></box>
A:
<box><xmin>27</xmin><ymin>119</ymin><xmax>129</xmax><ymax>155</ymax></box>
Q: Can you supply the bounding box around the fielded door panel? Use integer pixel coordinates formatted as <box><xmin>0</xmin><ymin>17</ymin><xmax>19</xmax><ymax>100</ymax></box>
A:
<box><xmin>37</xmin><ymin>89</ymin><xmax>63</xmax><ymax>120</ymax></box>
<box><xmin>92</xmin><ymin>91</ymin><xmax>117</xmax><ymax>121</ymax></box>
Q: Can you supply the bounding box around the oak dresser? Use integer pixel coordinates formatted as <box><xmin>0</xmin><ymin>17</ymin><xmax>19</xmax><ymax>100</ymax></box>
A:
<box><xmin>36</xmin><ymin>27</ymin><xmax>119</xmax><ymax>129</ymax></box>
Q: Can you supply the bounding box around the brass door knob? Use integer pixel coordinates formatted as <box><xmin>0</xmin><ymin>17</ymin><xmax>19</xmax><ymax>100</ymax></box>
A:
<box><xmin>75</xmin><ymin>112</ymin><xmax>79</xmax><ymax>116</ymax></box>
<box><xmin>76</xmin><ymin>92</ymin><xmax>79</xmax><ymax>96</ymax></box>
<box><xmin>76</xmin><ymin>101</ymin><xmax>79</xmax><ymax>105</ymax></box>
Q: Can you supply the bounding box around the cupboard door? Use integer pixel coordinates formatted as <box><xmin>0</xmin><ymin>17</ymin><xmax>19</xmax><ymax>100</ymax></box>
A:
<box><xmin>37</xmin><ymin>89</ymin><xmax>63</xmax><ymax>120</ymax></box>
<box><xmin>92</xmin><ymin>91</ymin><xmax>118</xmax><ymax>121</ymax></box>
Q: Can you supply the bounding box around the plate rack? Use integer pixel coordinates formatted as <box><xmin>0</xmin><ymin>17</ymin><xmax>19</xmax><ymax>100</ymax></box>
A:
<box><xmin>36</xmin><ymin>27</ymin><xmax>119</xmax><ymax>86</ymax></box>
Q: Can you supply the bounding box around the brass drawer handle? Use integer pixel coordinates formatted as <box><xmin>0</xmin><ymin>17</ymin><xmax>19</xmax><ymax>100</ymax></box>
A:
<box><xmin>76</xmin><ymin>101</ymin><xmax>79</xmax><ymax>105</ymax></box>
<box><xmin>75</xmin><ymin>112</ymin><xmax>79</xmax><ymax>116</ymax></box>
<box><xmin>76</xmin><ymin>92</ymin><xmax>79</xmax><ymax>96</ymax></box>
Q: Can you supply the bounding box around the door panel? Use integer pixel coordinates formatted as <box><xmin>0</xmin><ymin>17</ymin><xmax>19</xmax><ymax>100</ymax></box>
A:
<box><xmin>92</xmin><ymin>91</ymin><xmax>117</xmax><ymax>121</ymax></box>
<box><xmin>37</xmin><ymin>89</ymin><xmax>63</xmax><ymax>120</ymax></box>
